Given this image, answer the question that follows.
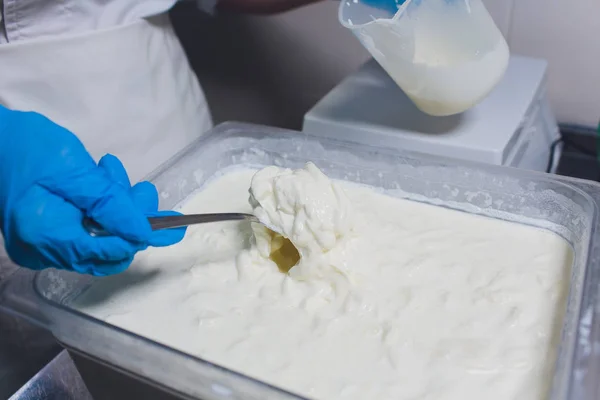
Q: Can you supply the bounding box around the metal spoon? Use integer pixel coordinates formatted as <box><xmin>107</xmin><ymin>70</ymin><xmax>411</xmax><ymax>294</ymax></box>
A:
<box><xmin>83</xmin><ymin>213</ymin><xmax>260</xmax><ymax>237</ymax></box>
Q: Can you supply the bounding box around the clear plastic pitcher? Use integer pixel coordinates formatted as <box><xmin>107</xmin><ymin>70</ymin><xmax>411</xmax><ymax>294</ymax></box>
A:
<box><xmin>339</xmin><ymin>0</ymin><xmax>510</xmax><ymax>116</ymax></box>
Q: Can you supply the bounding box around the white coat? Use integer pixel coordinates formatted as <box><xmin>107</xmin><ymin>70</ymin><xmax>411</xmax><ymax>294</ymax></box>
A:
<box><xmin>0</xmin><ymin>0</ymin><xmax>214</xmax><ymax>182</ymax></box>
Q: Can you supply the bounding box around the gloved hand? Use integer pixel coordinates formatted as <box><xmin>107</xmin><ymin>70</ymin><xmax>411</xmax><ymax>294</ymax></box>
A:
<box><xmin>0</xmin><ymin>105</ymin><xmax>186</xmax><ymax>276</ymax></box>
<box><xmin>360</xmin><ymin>0</ymin><xmax>404</xmax><ymax>15</ymax></box>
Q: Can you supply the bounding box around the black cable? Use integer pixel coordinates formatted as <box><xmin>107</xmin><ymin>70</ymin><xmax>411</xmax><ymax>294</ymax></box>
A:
<box><xmin>546</xmin><ymin>138</ymin><xmax>563</xmax><ymax>173</ymax></box>
<box><xmin>597</xmin><ymin>119</ymin><xmax>600</xmax><ymax>163</ymax></box>
<box><xmin>546</xmin><ymin>127</ymin><xmax>600</xmax><ymax>174</ymax></box>
<box><xmin>561</xmin><ymin>137</ymin><xmax>597</xmax><ymax>157</ymax></box>
<box><xmin>597</xmin><ymin>119</ymin><xmax>600</xmax><ymax>179</ymax></box>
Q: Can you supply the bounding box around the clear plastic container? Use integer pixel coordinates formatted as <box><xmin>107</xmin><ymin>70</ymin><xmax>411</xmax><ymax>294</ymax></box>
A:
<box><xmin>2</xmin><ymin>122</ymin><xmax>600</xmax><ymax>400</ymax></box>
<box><xmin>339</xmin><ymin>0</ymin><xmax>510</xmax><ymax>116</ymax></box>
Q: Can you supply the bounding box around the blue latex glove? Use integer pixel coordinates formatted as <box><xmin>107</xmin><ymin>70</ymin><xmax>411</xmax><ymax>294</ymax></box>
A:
<box><xmin>360</xmin><ymin>0</ymin><xmax>405</xmax><ymax>15</ymax></box>
<box><xmin>0</xmin><ymin>106</ymin><xmax>185</xmax><ymax>276</ymax></box>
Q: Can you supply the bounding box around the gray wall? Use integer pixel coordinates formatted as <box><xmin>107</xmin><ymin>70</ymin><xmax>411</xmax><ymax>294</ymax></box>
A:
<box><xmin>171</xmin><ymin>2</ymin><xmax>369</xmax><ymax>130</ymax></box>
<box><xmin>172</xmin><ymin>0</ymin><xmax>600</xmax><ymax>130</ymax></box>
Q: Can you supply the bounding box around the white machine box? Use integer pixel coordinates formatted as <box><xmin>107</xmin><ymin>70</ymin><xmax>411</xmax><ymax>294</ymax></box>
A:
<box><xmin>303</xmin><ymin>56</ymin><xmax>560</xmax><ymax>173</ymax></box>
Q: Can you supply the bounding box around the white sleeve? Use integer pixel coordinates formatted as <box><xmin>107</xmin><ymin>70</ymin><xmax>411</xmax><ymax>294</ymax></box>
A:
<box><xmin>195</xmin><ymin>0</ymin><xmax>219</xmax><ymax>15</ymax></box>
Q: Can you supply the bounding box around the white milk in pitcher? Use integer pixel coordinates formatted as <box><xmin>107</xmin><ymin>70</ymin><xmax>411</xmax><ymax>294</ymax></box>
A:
<box><xmin>340</xmin><ymin>0</ymin><xmax>510</xmax><ymax>116</ymax></box>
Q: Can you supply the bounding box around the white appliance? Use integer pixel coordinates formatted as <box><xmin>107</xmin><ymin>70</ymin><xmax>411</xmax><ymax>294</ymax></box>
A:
<box><xmin>303</xmin><ymin>55</ymin><xmax>561</xmax><ymax>173</ymax></box>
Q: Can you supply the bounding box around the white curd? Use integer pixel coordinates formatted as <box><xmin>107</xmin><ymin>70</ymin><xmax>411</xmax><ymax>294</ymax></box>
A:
<box><xmin>75</xmin><ymin>165</ymin><xmax>572</xmax><ymax>400</ymax></box>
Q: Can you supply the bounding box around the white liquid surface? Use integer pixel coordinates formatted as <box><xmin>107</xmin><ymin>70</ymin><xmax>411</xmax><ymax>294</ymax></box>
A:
<box><xmin>75</xmin><ymin>168</ymin><xmax>573</xmax><ymax>400</ymax></box>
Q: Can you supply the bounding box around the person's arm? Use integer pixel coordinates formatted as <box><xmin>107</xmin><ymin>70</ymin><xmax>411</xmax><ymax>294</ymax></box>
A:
<box><xmin>206</xmin><ymin>0</ymin><xmax>398</xmax><ymax>16</ymax></box>
<box><xmin>216</xmin><ymin>0</ymin><xmax>323</xmax><ymax>14</ymax></box>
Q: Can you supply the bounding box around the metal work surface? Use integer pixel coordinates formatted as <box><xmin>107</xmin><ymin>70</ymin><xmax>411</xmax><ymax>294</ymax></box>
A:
<box><xmin>8</xmin><ymin>351</ymin><xmax>92</xmax><ymax>400</ymax></box>
<box><xmin>0</xmin><ymin>240</ymin><xmax>62</xmax><ymax>399</ymax></box>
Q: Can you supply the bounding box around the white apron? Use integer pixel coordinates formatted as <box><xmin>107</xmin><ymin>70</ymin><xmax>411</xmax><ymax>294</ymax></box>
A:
<box><xmin>0</xmin><ymin>13</ymin><xmax>212</xmax><ymax>360</ymax></box>
<box><xmin>0</xmin><ymin>13</ymin><xmax>213</xmax><ymax>183</ymax></box>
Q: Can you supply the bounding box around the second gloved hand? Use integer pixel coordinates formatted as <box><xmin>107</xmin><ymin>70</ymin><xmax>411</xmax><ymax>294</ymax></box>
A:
<box><xmin>359</xmin><ymin>0</ymin><xmax>404</xmax><ymax>15</ymax></box>
<box><xmin>0</xmin><ymin>106</ymin><xmax>185</xmax><ymax>276</ymax></box>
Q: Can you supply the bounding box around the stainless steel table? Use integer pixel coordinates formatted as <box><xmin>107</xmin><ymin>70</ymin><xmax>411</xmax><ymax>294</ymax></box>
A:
<box><xmin>0</xmin><ymin>243</ymin><xmax>62</xmax><ymax>399</ymax></box>
<box><xmin>8</xmin><ymin>351</ymin><xmax>92</xmax><ymax>400</ymax></box>
<box><xmin>9</xmin><ymin>348</ymin><xmax>193</xmax><ymax>400</ymax></box>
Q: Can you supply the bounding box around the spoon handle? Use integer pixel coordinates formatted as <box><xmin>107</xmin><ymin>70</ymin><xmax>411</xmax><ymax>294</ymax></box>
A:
<box><xmin>83</xmin><ymin>213</ymin><xmax>259</xmax><ymax>237</ymax></box>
